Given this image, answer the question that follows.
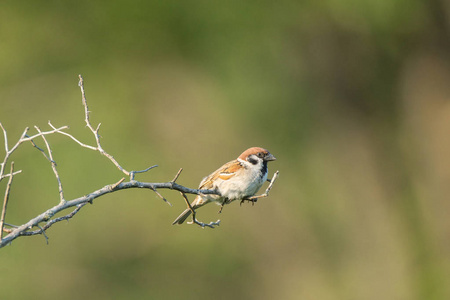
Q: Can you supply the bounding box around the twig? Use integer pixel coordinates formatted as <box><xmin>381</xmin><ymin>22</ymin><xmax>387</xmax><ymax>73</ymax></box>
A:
<box><xmin>151</xmin><ymin>186</ymin><xmax>172</xmax><ymax>206</ymax></box>
<box><xmin>77</xmin><ymin>75</ymin><xmax>130</xmax><ymax>177</ymax></box>
<box><xmin>35</xmin><ymin>224</ymin><xmax>49</xmax><ymax>245</ymax></box>
<box><xmin>0</xmin><ymin>125</ymin><xmax>68</xmax><ymax>182</ymax></box>
<box><xmin>1</xmin><ymin>162</ymin><xmax>15</xmax><ymax>239</ymax></box>
<box><xmin>180</xmin><ymin>192</ymin><xmax>220</xmax><ymax>228</ymax></box>
<box><xmin>47</xmin><ymin>121</ymin><xmax>97</xmax><ymax>150</ymax></box>
<box><xmin>47</xmin><ymin>76</ymin><xmax>155</xmax><ymax>182</ymax></box>
<box><xmin>130</xmin><ymin>165</ymin><xmax>158</xmax><ymax>181</ymax></box>
<box><xmin>0</xmin><ymin>122</ymin><xmax>8</xmax><ymax>153</ymax></box>
<box><xmin>171</xmin><ymin>168</ymin><xmax>183</xmax><ymax>183</ymax></box>
<box><xmin>109</xmin><ymin>178</ymin><xmax>125</xmax><ymax>191</ymax></box>
<box><xmin>3</xmin><ymin>223</ymin><xmax>18</xmax><ymax>233</ymax></box>
<box><xmin>20</xmin><ymin>203</ymin><xmax>88</xmax><ymax>238</ymax></box>
<box><xmin>33</xmin><ymin>126</ymin><xmax>65</xmax><ymax>203</ymax></box>
<box><xmin>151</xmin><ymin>168</ymin><xmax>183</xmax><ymax>206</ymax></box>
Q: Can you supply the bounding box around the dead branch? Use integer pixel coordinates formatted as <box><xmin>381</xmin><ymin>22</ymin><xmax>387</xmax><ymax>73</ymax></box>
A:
<box><xmin>34</xmin><ymin>126</ymin><xmax>65</xmax><ymax>203</ymax></box>
<box><xmin>0</xmin><ymin>162</ymin><xmax>14</xmax><ymax>239</ymax></box>
<box><xmin>0</xmin><ymin>123</ymin><xmax>68</xmax><ymax>182</ymax></box>
<box><xmin>0</xmin><ymin>75</ymin><xmax>279</xmax><ymax>248</ymax></box>
<box><xmin>180</xmin><ymin>192</ymin><xmax>220</xmax><ymax>228</ymax></box>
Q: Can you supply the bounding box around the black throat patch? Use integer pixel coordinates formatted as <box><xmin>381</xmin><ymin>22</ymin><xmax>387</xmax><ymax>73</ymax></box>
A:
<box><xmin>261</xmin><ymin>161</ymin><xmax>268</xmax><ymax>177</ymax></box>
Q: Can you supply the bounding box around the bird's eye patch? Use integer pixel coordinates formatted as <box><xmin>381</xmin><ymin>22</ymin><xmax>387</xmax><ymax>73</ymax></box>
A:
<box><xmin>247</xmin><ymin>155</ymin><xmax>259</xmax><ymax>165</ymax></box>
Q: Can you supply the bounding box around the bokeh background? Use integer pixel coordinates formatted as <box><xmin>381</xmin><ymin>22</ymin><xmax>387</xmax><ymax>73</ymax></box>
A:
<box><xmin>1</xmin><ymin>1</ymin><xmax>450</xmax><ymax>299</ymax></box>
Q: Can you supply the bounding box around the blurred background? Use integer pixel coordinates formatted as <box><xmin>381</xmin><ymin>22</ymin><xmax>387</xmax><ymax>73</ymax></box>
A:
<box><xmin>1</xmin><ymin>1</ymin><xmax>450</xmax><ymax>299</ymax></box>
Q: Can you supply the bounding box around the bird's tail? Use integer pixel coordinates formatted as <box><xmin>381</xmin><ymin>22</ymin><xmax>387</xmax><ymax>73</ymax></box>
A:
<box><xmin>172</xmin><ymin>195</ymin><xmax>210</xmax><ymax>225</ymax></box>
<box><xmin>172</xmin><ymin>208</ymin><xmax>192</xmax><ymax>225</ymax></box>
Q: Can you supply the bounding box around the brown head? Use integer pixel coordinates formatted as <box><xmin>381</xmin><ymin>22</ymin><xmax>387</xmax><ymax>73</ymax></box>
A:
<box><xmin>238</xmin><ymin>147</ymin><xmax>276</xmax><ymax>163</ymax></box>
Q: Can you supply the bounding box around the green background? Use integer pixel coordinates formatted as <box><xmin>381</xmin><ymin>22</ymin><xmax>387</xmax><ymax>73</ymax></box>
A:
<box><xmin>1</xmin><ymin>1</ymin><xmax>450</xmax><ymax>299</ymax></box>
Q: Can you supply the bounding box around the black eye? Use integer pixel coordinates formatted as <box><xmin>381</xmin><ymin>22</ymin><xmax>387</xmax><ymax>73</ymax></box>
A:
<box><xmin>257</xmin><ymin>152</ymin><xmax>265</xmax><ymax>158</ymax></box>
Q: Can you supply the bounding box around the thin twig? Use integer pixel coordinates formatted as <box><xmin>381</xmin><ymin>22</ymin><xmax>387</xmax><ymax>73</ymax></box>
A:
<box><xmin>1</xmin><ymin>162</ymin><xmax>15</xmax><ymax>239</ymax></box>
<box><xmin>21</xmin><ymin>203</ymin><xmax>88</xmax><ymax>238</ymax></box>
<box><xmin>33</xmin><ymin>126</ymin><xmax>65</xmax><ymax>203</ymax></box>
<box><xmin>152</xmin><ymin>187</ymin><xmax>172</xmax><ymax>206</ymax></box>
<box><xmin>1</xmin><ymin>171</ymin><xmax>22</xmax><ymax>178</ymax></box>
<box><xmin>48</xmin><ymin>121</ymin><xmax>97</xmax><ymax>150</ymax></box>
<box><xmin>109</xmin><ymin>178</ymin><xmax>125</xmax><ymax>191</ymax></box>
<box><xmin>171</xmin><ymin>168</ymin><xmax>183</xmax><ymax>183</ymax></box>
<box><xmin>42</xmin><ymin>203</ymin><xmax>87</xmax><ymax>231</ymax></box>
<box><xmin>0</xmin><ymin>125</ymin><xmax>67</xmax><ymax>182</ymax></box>
<box><xmin>0</xmin><ymin>122</ymin><xmax>8</xmax><ymax>153</ymax></box>
<box><xmin>77</xmin><ymin>75</ymin><xmax>130</xmax><ymax>177</ymax></box>
<box><xmin>35</xmin><ymin>224</ymin><xmax>49</xmax><ymax>245</ymax></box>
<box><xmin>180</xmin><ymin>192</ymin><xmax>220</xmax><ymax>228</ymax></box>
<box><xmin>130</xmin><ymin>165</ymin><xmax>158</xmax><ymax>181</ymax></box>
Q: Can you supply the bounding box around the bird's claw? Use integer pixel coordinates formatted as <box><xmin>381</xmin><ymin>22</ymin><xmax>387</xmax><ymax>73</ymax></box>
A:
<box><xmin>240</xmin><ymin>198</ymin><xmax>258</xmax><ymax>206</ymax></box>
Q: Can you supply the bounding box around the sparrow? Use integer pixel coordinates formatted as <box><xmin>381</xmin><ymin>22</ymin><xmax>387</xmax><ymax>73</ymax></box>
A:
<box><xmin>172</xmin><ymin>147</ymin><xmax>276</xmax><ymax>225</ymax></box>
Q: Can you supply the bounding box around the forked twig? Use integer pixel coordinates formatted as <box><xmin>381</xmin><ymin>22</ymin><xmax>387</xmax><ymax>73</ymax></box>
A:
<box><xmin>77</xmin><ymin>75</ymin><xmax>130</xmax><ymax>177</ymax></box>
<box><xmin>0</xmin><ymin>124</ymin><xmax>67</xmax><ymax>182</ymax></box>
<box><xmin>21</xmin><ymin>203</ymin><xmax>88</xmax><ymax>237</ymax></box>
<box><xmin>180</xmin><ymin>192</ymin><xmax>220</xmax><ymax>228</ymax></box>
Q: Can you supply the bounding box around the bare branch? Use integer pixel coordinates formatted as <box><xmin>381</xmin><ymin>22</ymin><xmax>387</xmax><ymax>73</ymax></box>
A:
<box><xmin>48</xmin><ymin>121</ymin><xmax>97</xmax><ymax>151</ymax></box>
<box><xmin>33</xmin><ymin>126</ymin><xmax>65</xmax><ymax>203</ymax></box>
<box><xmin>77</xmin><ymin>75</ymin><xmax>131</xmax><ymax>177</ymax></box>
<box><xmin>0</xmin><ymin>125</ymin><xmax>68</xmax><ymax>182</ymax></box>
<box><xmin>171</xmin><ymin>168</ymin><xmax>183</xmax><ymax>183</ymax></box>
<box><xmin>21</xmin><ymin>203</ymin><xmax>87</xmax><ymax>237</ymax></box>
<box><xmin>1</xmin><ymin>171</ymin><xmax>22</xmax><ymax>178</ymax></box>
<box><xmin>35</xmin><ymin>224</ymin><xmax>49</xmax><ymax>244</ymax></box>
<box><xmin>1</xmin><ymin>162</ymin><xmax>15</xmax><ymax>239</ymax></box>
<box><xmin>21</xmin><ymin>127</ymin><xmax>68</xmax><ymax>144</ymax></box>
<box><xmin>130</xmin><ymin>165</ymin><xmax>158</xmax><ymax>181</ymax></box>
<box><xmin>0</xmin><ymin>180</ymin><xmax>220</xmax><ymax>248</ymax></box>
<box><xmin>109</xmin><ymin>177</ymin><xmax>125</xmax><ymax>191</ymax></box>
<box><xmin>180</xmin><ymin>192</ymin><xmax>220</xmax><ymax>228</ymax></box>
<box><xmin>151</xmin><ymin>187</ymin><xmax>172</xmax><ymax>206</ymax></box>
<box><xmin>0</xmin><ymin>122</ymin><xmax>8</xmax><ymax>153</ymax></box>
<box><xmin>1</xmin><ymin>223</ymin><xmax>17</xmax><ymax>235</ymax></box>
<box><xmin>0</xmin><ymin>75</ymin><xmax>279</xmax><ymax>247</ymax></box>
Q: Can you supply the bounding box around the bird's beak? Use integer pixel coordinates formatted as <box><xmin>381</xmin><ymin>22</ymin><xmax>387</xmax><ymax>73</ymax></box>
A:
<box><xmin>264</xmin><ymin>153</ymin><xmax>276</xmax><ymax>161</ymax></box>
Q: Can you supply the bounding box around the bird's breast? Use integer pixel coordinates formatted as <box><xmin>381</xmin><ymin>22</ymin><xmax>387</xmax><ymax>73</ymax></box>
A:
<box><xmin>214</xmin><ymin>168</ymin><xmax>267</xmax><ymax>200</ymax></box>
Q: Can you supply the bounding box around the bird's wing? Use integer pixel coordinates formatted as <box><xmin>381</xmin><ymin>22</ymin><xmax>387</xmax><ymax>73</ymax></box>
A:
<box><xmin>199</xmin><ymin>159</ymin><xmax>242</xmax><ymax>189</ymax></box>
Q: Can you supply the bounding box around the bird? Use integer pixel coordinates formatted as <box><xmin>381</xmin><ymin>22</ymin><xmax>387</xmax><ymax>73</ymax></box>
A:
<box><xmin>172</xmin><ymin>147</ymin><xmax>276</xmax><ymax>225</ymax></box>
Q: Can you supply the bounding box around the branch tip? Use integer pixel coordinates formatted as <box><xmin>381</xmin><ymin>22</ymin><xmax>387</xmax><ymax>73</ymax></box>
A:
<box><xmin>171</xmin><ymin>168</ymin><xmax>183</xmax><ymax>183</ymax></box>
